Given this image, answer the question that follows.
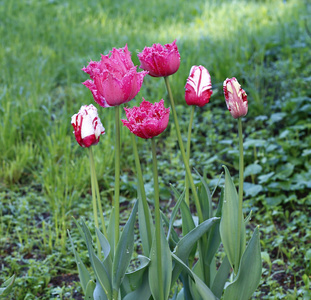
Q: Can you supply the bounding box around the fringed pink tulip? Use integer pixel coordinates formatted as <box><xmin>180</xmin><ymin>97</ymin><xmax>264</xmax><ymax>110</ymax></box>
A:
<box><xmin>71</xmin><ymin>104</ymin><xmax>105</xmax><ymax>147</ymax></box>
<box><xmin>185</xmin><ymin>65</ymin><xmax>213</xmax><ymax>107</ymax></box>
<box><xmin>138</xmin><ymin>40</ymin><xmax>180</xmax><ymax>77</ymax></box>
<box><xmin>122</xmin><ymin>99</ymin><xmax>170</xmax><ymax>139</ymax></box>
<box><xmin>82</xmin><ymin>45</ymin><xmax>148</xmax><ymax>107</ymax></box>
<box><xmin>223</xmin><ymin>77</ymin><xmax>248</xmax><ymax>118</ymax></box>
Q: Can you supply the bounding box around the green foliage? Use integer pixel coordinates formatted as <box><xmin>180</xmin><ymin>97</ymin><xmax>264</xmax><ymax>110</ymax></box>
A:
<box><xmin>0</xmin><ymin>0</ymin><xmax>310</xmax><ymax>298</ymax></box>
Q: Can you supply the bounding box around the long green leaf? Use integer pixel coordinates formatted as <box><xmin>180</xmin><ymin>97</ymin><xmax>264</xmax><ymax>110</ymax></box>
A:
<box><xmin>123</xmin><ymin>270</ymin><xmax>151</xmax><ymax>300</ymax></box>
<box><xmin>161</xmin><ymin>211</ymin><xmax>180</xmax><ymax>246</ymax></box>
<box><xmin>0</xmin><ymin>274</ymin><xmax>15</xmax><ymax>296</ymax></box>
<box><xmin>219</xmin><ymin>166</ymin><xmax>246</xmax><ymax>274</ymax></box>
<box><xmin>167</xmin><ymin>188</ymin><xmax>186</xmax><ymax>242</ymax></box>
<box><xmin>223</xmin><ymin>227</ymin><xmax>262</xmax><ymax>300</ymax></box>
<box><xmin>172</xmin><ymin>253</ymin><xmax>217</xmax><ymax>300</ymax></box>
<box><xmin>85</xmin><ymin>280</ymin><xmax>96</xmax><ymax>300</ymax></box>
<box><xmin>121</xmin><ymin>255</ymin><xmax>150</xmax><ymax>294</ymax></box>
<box><xmin>138</xmin><ymin>193</ymin><xmax>153</xmax><ymax>256</ymax></box>
<box><xmin>93</xmin><ymin>280</ymin><xmax>108</xmax><ymax>300</ymax></box>
<box><xmin>171</xmin><ymin>217</ymin><xmax>219</xmax><ymax>285</ymax></box>
<box><xmin>195</xmin><ymin>169</ymin><xmax>212</xmax><ymax>220</ymax></box>
<box><xmin>82</xmin><ymin>221</ymin><xmax>112</xmax><ymax>298</ymax></box>
<box><xmin>68</xmin><ymin>230</ymin><xmax>91</xmax><ymax>294</ymax></box>
<box><xmin>149</xmin><ymin>219</ymin><xmax>172</xmax><ymax>300</ymax></box>
<box><xmin>112</xmin><ymin>200</ymin><xmax>138</xmax><ymax>293</ymax></box>
<box><xmin>211</xmin><ymin>256</ymin><xmax>231</xmax><ymax>299</ymax></box>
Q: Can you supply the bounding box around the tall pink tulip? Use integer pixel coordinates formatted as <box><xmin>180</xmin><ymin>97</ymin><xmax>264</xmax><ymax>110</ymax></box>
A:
<box><xmin>138</xmin><ymin>40</ymin><xmax>180</xmax><ymax>77</ymax></box>
<box><xmin>121</xmin><ymin>99</ymin><xmax>170</xmax><ymax>139</ymax></box>
<box><xmin>82</xmin><ymin>45</ymin><xmax>148</xmax><ymax>107</ymax></box>
<box><xmin>185</xmin><ymin>65</ymin><xmax>213</xmax><ymax>107</ymax></box>
<box><xmin>223</xmin><ymin>77</ymin><xmax>248</xmax><ymax>118</ymax></box>
<box><xmin>71</xmin><ymin>104</ymin><xmax>105</xmax><ymax>147</ymax></box>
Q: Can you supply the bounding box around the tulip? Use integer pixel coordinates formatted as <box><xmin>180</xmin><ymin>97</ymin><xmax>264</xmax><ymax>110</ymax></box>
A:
<box><xmin>185</xmin><ymin>65</ymin><xmax>213</xmax><ymax>107</ymax></box>
<box><xmin>71</xmin><ymin>104</ymin><xmax>105</xmax><ymax>147</ymax></box>
<box><xmin>223</xmin><ymin>77</ymin><xmax>248</xmax><ymax>119</ymax></box>
<box><xmin>82</xmin><ymin>45</ymin><xmax>147</xmax><ymax>107</ymax></box>
<box><xmin>138</xmin><ymin>40</ymin><xmax>180</xmax><ymax>77</ymax></box>
<box><xmin>121</xmin><ymin>99</ymin><xmax>170</xmax><ymax>139</ymax></box>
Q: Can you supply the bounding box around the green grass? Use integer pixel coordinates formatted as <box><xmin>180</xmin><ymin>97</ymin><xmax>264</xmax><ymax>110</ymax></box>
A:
<box><xmin>0</xmin><ymin>0</ymin><xmax>311</xmax><ymax>298</ymax></box>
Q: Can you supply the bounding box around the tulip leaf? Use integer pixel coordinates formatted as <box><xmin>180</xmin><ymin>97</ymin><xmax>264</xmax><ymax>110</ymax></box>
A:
<box><xmin>171</xmin><ymin>217</ymin><xmax>220</xmax><ymax>285</ymax></box>
<box><xmin>123</xmin><ymin>270</ymin><xmax>151</xmax><ymax>300</ymax></box>
<box><xmin>93</xmin><ymin>280</ymin><xmax>108</xmax><ymax>300</ymax></box>
<box><xmin>149</xmin><ymin>219</ymin><xmax>172</xmax><ymax>300</ymax></box>
<box><xmin>172</xmin><ymin>253</ymin><xmax>217</xmax><ymax>300</ymax></box>
<box><xmin>161</xmin><ymin>211</ymin><xmax>179</xmax><ymax>246</ymax></box>
<box><xmin>137</xmin><ymin>192</ymin><xmax>153</xmax><ymax>256</ymax></box>
<box><xmin>82</xmin><ymin>221</ymin><xmax>112</xmax><ymax>298</ymax></box>
<box><xmin>167</xmin><ymin>188</ymin><xmax>186</xmax><ymax>242</ymax></box>
<box><xmin>68</xmin><ymin>230</ymin><xmax>91</xmax><ymax>294</ymax></box>
<box><xmin>211</xmin><ymin>256</ymin><xmax>231</xmax><ymax>299</ymax></box>
<box><xmin>121</xmin><ymin>255</ymin><xmax>150</xmax><ymax>294</ymax></box>
<box><xmin>84</xmin><ymin>280</ymin><xmax>96</xmax><ymax>299</ymax></box>
<box><xmin>195</xmin><ymin>168</ymin><xmax>212</xmax><ymax>220</ymax></box>
<box><xmin>0</xmin><ymin>274</ymin><xmax>15</xmax><ymax>296</ymax></box>
<box><xmin>205</xmin><ymin>188</ymin><xmax>224</xmax><ymax>266</ymax></box>
<box><xmin>95</xmin><ymin>228</ymin><xmax>111</xmax><ymax>261</ymax></box>
<box><xmin>219</xmin><ymin>165</ymin><xmax>246</xmax><ymax>274</ymax></box>
<box><xmin>112</xmin><ymin>200</ymin><xmax>138</xmax><ymax>294</ymax></box>
<box><xmin>223</xmin><ymin>227</ymin><xmax>262</xmax><ymax>300</ymax></box>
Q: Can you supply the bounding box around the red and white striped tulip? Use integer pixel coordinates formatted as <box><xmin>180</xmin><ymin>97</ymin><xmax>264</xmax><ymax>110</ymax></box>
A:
<box><xmin>185</xmin><ymin>65</ymin><xmax>213</xmax><ymax>107</ymax></box>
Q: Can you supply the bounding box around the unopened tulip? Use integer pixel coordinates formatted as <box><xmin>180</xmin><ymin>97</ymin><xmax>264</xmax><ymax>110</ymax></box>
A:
<box><xmin>71</xmin><ymin>104</ymin><xmax>105</xmax><ymax>147</ymax></box>
<box><xmin>185</xmin><ymin>65</ymin><xmax>213</xmax><ymax>107</ymax></box>
<box><xmin>138</xmin><ymin>40</ymin><xmax>180</xmax><ymax>77</ymax></box>
<box><xmin>122</xmin><ymin>99</ymin><xmax>170</xmax><ymax>139</ymax></box>
<box><xmin>223</xmin><ymin>77</ymin><xmax>248</xmax><ymax>119</ymax></box>
<box><xmin>82</xmin><ymin>45</ymin><xmax>147</xmax><ymax>107</ymax></box>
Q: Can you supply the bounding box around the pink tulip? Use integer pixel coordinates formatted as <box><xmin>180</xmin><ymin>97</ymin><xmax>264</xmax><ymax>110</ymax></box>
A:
<box><xmin>223</xmin><ymin>77</ymin><xmax>248</xmax><ymax>119</ymax></box>
<box><xmin>71</xmin><ymin>104</ymin><xmax>105</xmax><ymax>147</ymax></box>
<box><xmin>82</xmin><ymin>45</ymin><xmax>148</xmax><ymax>107</ymax></box>
<box><xmin>138</xmin><ymin>40</ymin><xmax>180</xmax><ymax>77</ymax></box>
<box><xmin>121</xmin><ymin>99</ymin><xmax>170</xmax><ymax>139</ymax></box>
<box><xmin>184</xmin><ymin>65</ymin><xmax>213</xmax><ymax>107</ymax></box>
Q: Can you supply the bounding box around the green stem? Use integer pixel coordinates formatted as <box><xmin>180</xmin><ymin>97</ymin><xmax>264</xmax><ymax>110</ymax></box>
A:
<box><xmin>237</xmin><ymin>117</ymin><xmax>244</xmax><ymax>255</ymax></box>
<box><xmin>164</xmin><ymin>76</ymin><xmax>203</xmax><ymax>223</ymax></box>
<box><xmin>185</xmin><ymin>105</ymin><xmax>195</xmax><ymax>206</ymax></box>
<box><xmin>131</xmin><ymin>134</ymin><xmax>152</xmax><ymax>255</ymax></box>
<box><xmin>89</xmin><ymin>147</ymin><xmax>108</xmax><ymax>238</ymax></box>
<box><xmin>114</xmin><ymin>106</ymin><xmax>121</xmax><ymax>251</ymax></box>
<box><xmin>151</xmin><ymin>138</ymin><xmax>164</xmax><ymax>300</ymax></box>
<box><xmin>88</xmin><ymin>147</ymin><xmax>102</xmax><ymax>260</ymax></box>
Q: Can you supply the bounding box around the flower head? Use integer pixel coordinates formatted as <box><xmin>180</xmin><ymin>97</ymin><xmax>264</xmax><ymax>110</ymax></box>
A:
<box><xmin>138</xmin><ymin>40</ymin><xmax>180</xmax><ymax>77</ymax></box>
<box><xmin>122</xmin><ymin>99</ymin><xmax>170</xmax><ymax>139</ymax></box>
<box><xmin>185</xmin><ymin>65</ymin><xmax>213</xmax><ymax>107</ymax></box>
<box><xmin>223</xmin><ymin>77</ymin><xmax>248</xmax><ymax>119</ymax></box>
<box><xmin>82</xmin><ymin>45</ymin><xmax>148</xmax><ymax>107</ymax></box>
<box><xmin>71</xmin><ymin>104</ymin><xmax>105</xmax><ymax>147</ymax></box>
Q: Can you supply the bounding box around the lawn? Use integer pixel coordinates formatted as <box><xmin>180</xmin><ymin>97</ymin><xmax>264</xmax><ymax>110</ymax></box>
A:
<box><xmin>0</xmin><ymin>0</ymin><xmax>310</xmax><ymax>299</ymax></box>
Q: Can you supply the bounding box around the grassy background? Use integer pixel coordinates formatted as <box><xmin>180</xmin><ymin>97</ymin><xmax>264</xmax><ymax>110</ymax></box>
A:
<box><xmin>0</xmin><ymin>0</ymin><xmax>311</xmax><ymax>298</ymax></box>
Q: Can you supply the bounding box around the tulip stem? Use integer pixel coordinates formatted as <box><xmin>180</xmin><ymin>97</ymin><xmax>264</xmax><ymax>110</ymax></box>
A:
<box><xmin>88</xmin><ymin>147</ymin><xmax>102</xmax><ymax>260</ymax></box>
<box><xmin>151</xmin><ymin>137</ymin><xmax>164</xmax><ymax>300</ymax></box>
<box><xmin>114</xmin><ymin>106</ymin><xmax>120</xmax><ymax>251</ymax></box>
<box><xmin>185</xmin><ymin>105</ymin><xmax>195</xmax><ymax>206</ymax></box>
<box><xmin>164</xmin><ymin>76</ymin><xmax>203</xmax><ymax>223</ymax></box>
<box><xmin>89</xmin><ymin>147</ymin><xmax>108</xmax><ymax>238</ymax></box>
<box><xmin>131</xmin><ymin>134</ymin><xmax>152</xmax><ymax>255</ymax></box>
<box><xmin>237</xmin><ymin>117</ymin><xmax>244</xmax><ymax>238</ymax></box>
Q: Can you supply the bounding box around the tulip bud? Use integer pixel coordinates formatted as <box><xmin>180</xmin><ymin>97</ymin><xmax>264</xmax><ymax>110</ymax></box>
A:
<box><xmin>71</xmin><ymin>104</ymin><xmax>105</xmax><ymax>147</ymax></box>
<box><xmin>185</xmin><ymin>65</ymin><xmax>213</xmax><ymax>107</ymax></box>
<box><xmin>223</xmin><ymin>77</ymin><xmax>248</xmax><ymax>119</ymax></box>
